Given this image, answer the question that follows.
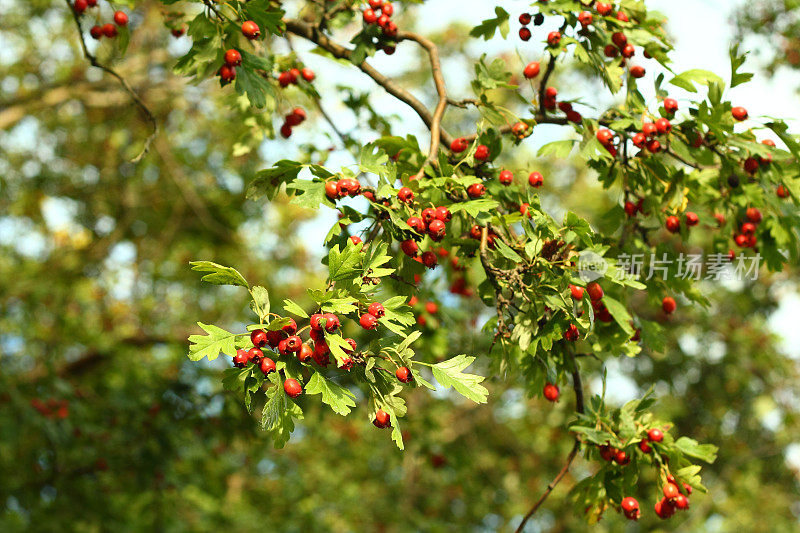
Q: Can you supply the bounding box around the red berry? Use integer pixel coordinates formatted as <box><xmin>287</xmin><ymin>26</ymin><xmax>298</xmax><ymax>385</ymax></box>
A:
<box><xmin>407</xmin><ymin>216</ymin><xmax>425</xmax><ymax>233</ymax></box>
<box><xmin>396</xmin><ymin>366</ymin><xmax>412</xmax><ymax>383</ymax></box>
<box><xmin>599</xmin><ymin>444</ymin><xmax>617</xmax><ymax>461</ymax></box>
<box><xmin>662</xmin><ymin>296</ymin><xmax>676</xmax><ymax>314</ymax></box>
<box><xmin>777</xmin><ymin>184</ymin><xmax>789</xmax><ymax>198</ymax></box>
<box><xmin>102</xmin><ymin>23</ymin><xmax>118</xmax><ymax>38</ymax></box>
<box><xmin>519</xmin><ymin>203</ymin><xmax>531</xmax><ymax>217</ymax></box>
<box><xmin>373</xmin><ymin>409</ymin><xmax>391</xmax><ymax>428</ymax></box>
<box><xmin>251</xmin><ymin>329</ymin><xmax>268</xmax><ymax>348</ymax></box>
<box><xmin>638</xmin><ymin>440</ymin><xmax>652</xmax><ymax>453</ymax></box>
<box><xmin>499</xmin><ymin>170</ymin><xmax>514</xmax><ymax>185</ymax></box>
<box><xmin>467</xmin><ymin>183</ymin><xmax>486</xmax><ymax>198</ymax></box>
<box><xmin>322</xmin><ymin>313</ymin><xmax>340</xmax><ymax>332</ymax></box>
<box><xmin>113</xmin><ymin>11</ymin><xmax>128</xmax><ymax>26</ymax></box>
<box><xmin>381</xmin><ymin>2</ymin><xmax>394</xmax><ymax>16</ymax></box>
<box><xmin>655</xmin><ymin>497</ymin><xmax>676</xmax><ymax>519</ymax></box>
<box><xmin>655</xmin><ymin>118</ymin><xmax>671</xmax><ymax>135</ymax></box>
<box><xmin>674</xmin><ymin>494</ymin><xmax>689</xmax><ymax>510</ymax></box>
<box><xmin>434</xmin><ymin>206</ymin><xmax>451</xmax><ymax>223</ymax></box>
<box><xmin>450</xmin><ymin>137</ymin><xmax>468</xmax><ymax>153</ymax></box>
<box><xmin>604</xmin><ymin>44</ymin><xmax>619</xmax><ymax>58</ymax></box>
<box><xmin>632</xmin><ymin>132</ymin><xmax>646</xmax><ymax>148</ymax></box>
<box><xmin>612</xmin><ymin>32</ymin><xmax>627</xmax><ymax>49</ymax></box>
<box><xmin>241</xmin><ymin>20</ymin><xmax>260</xmax><ymax>39</ymax></box>
<box><xmin>614</xmin><ymin>450</ymin><xmax>630</xmax><ymax>465</ymax></box>
<box><xmin>368</xmin><ymin>302</ymin><xmax>385</xmax><ymax>318</ymax></box>
<box><xmin>621</xmin><ymin>44</ymin><xmax>635</xmax><ymax>59</ymax></box>
<box><xmin>369</xmin><ymin>0</ymin><xmax>382</xmax><ymax>8</ymax></box>
<box><xmin>746</xmin><ymin>207</ymin><xmax>762</xmax><ymax>223</ymax></box>
<box><xmin>596</xmin><ymin>128</ymin><xmax>614</xmax><ymax>145</ymax></box>
<box><xmin>528</xmin><ymin>172</ymin><xmax>544</xmax><ymax>188</ymax></box>
<box><xmin>596</xmin><ymin>2</ymin><xmax>612</xmax><ymax>15</ymax></box>
<box><xmin>421</xmin><ymin>208</ymin><xmax>436</xmax><ymax>225</ymax></box>
<box><xmin>73</xmin><ymin>0</ymin><xmax>88</xmax><ymax>14</ymax></box>
<box><xmin>377</xmin><ymin>14</ymin><xmax>390</xmax><ymax>27</ymax></box>
<box><xmin>621</xmin><ymin>496</ymin><xmax>640</xmax><ymax>519</ymax></box>
<box><xmin>325</xmin><ymin>181</ymin><xmax>339</xmax><ymax>199</ymax></box>
<box><xmin>260</xmin><ymin>357</ymin><xmax>276</xmax><ymax>375</ymax></box>
<box><xmin>219</xmin><ymin>65</ymin><xmax>236</xmax><ymax>85</ymax></box>
<box><xmin>425</xmin><ymin>301</ymin><xmax>439</xmax><ymax>314</ymax></box>
<box><xmin>401</xmin><ymin>239</ymin><xmax>418</xmax><ymax>257</ymax></box>
<box><xmin>578</xmin><ymin>11</ymin><xmax>593</xmax><ymax>26</ymax></box>
<box><xmin>523</xmin><ymin>62</ymin><xmax>541</xmax><ymax>79</ymax></box>
<box><xmin>90</xmin><ymin>25</ymin><xmax>103</xmax><ymax>39</ymax></box>
<box><xmin>301</xmin><ymin>67</ymin><xmax>315</xmax><ymax>82</ymax></box>
<box><xmin>616</xmin><ymin>11</ymin><xmax>629</xmax><ymax>22</ymax></box>
<box><xmin>519</xmin><ymin>27</ymin><xmax>532</xmax><ymax>41</ymax></box>
<box><xmin>663</xmin><ymin>482</ymin><xmax>680</xmax><ymax>499</ymax></box>
<box><xmin>665</xmin><ymin>215</ymin><xmax>680</xmax><ymax>233</ymax></box>
<box><xmin>284</xmin><ymin>378</ymin><xmax>302</xmax><ymax>398</ymax></box>
<box><xmin>586</xmin><ymin>282</ymin><xmax>604</xmax><ymax>301</ymax></box>
<box><xmin>547</xmin><ymin>31</ymin><xmax>561</xmax><ymax>47</ymax></box>
<box><xmin>297</xmin><ymin>343</ymin><xmax>313</xmax><ymax>363</ymax></box>
<box><xmin>543</xmin><ymin>382</ymin><xmax>559</xmax><ymax>402</ymax></box>
<box><xmin>233</xmin><ymin>349</ymin><xmax>249</xmax><ymax>368</ymax></box>
<box><xmin>398</xmin><ymin>187</ymin><xmax>414</xmax><ymax>203</ymax></box>
<box><xmin>570</xmin><ymin>284</ymin><xmax>584</xmax><ymax>300</ymax></box>
<box><xmin>664</xmin><ymin>98</ymin><xmax>678</xmax><ymax>114</ymax></box>
<box><xmin>519</xmin><ymin>13</ymin><xmax>531</xmax><ymax>25</ymax></box>
<box><xmin>224</xmin><ymin>49</ymin><xmax>242</xmax><ymax>66</ymax></box>
<box><xmin>685</xmin><ymin>211</ymin><xmax>699</xmax><ymax>226</ymax></box>
<box><xmin>545</xmin><ymin>86</ymin><xmax>558</xmax><ymax>98</ymax></box>
<box><xmin>624</xmin><ymin>200</ymin><xmax>638</xmax><ymax>217</ymax></box>
<box><xmin>630</xmin><ymin>65</ymin><xmax>645</xmax><ymax>78</ymax></box>
<box><xmin>732</xmin><ymin>106</ymin><xmax>748</xmax><ymax>121</ymax></box>
<box><xmin>427</xmin><ymin>219</ymin><xmax>446</xmax><ymax>241</ymax></box>
<box><xmin>474</xmin><ymin>145</ymin><xmax>489</xmax><ymax>161</ymax></box>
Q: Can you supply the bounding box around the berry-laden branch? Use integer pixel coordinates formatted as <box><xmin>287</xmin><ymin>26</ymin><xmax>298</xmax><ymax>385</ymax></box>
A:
<box><xmin>64</xmin><ymin>0</ymin><xmax>157</xmax><ymax>162</ymax></box>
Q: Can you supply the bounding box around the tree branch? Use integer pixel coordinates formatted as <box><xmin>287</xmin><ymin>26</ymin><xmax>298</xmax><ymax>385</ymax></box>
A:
<box><xmin>65</xmin><ymin>0</ymin><xmax>157</xmax><ymax>162</ymax></box>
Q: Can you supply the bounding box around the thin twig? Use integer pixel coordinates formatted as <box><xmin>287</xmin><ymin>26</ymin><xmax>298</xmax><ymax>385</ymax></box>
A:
<box><xmin>65</xmin><ymin>0</ymin><xmax>157</xmax><ymax>162</ymax></box>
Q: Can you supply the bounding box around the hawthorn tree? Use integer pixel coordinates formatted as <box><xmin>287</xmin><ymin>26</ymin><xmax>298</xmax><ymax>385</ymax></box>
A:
<box><xmin>3</xmin><ymin>0</ymin><xmax>800</xmax><ymax>529</ymax></box>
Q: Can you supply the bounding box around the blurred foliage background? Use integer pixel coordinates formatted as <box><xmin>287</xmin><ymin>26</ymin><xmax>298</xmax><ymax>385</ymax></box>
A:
<box><xmin>1</xmin><ymin>0</ymin><xmax>799</xmax><ymax>531</ymax></box>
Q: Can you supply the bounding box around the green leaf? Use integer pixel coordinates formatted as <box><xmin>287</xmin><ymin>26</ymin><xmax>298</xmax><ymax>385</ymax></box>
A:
<box><xmin>305</xmin><ymin>373</ymin><xmax>357</xmax><ymax>415</ymax></box>
<box><xmin>190</xmin><ymin>261</ymin><xmax>248</xmax><ymax>288</ymax></box>
<box><xmin>469</xmin><ymin>7</ymin><xmax>510</xmax><ymax>40</ymax></box>
<box><xmin>222</xmin><ymin>366</ymin><xmax>250</xmax><ymax>392</ymax></box>
<box><xmin>242</xmin><ymin>2</ymin><xmax>285</xmax><ymax>35</ymax></box>
<box><xmin>251</xmin><ymin>286</ymin><xmax>270</xmax><ymax>317</ymax></box>
<box><xmin>327</xmin><ymin>242</ymin><xmax>362</xmax><ymax>282</ymax></box>
<box><xmin>669</xmin><ymin>69</ymin><xmax>724</xmax><ymax>93</ymax></box>
<box><xmin>261</xmin><ymin>376</ymin><xmax>303</xmax><ymax>448</ymax></box>
<box><xmin>234</xmin><ymin>51</ymin><xmax>276</xmax><ymax>109</ymax></box>
<box><xmin>729</xmin><ymin>45</ymin><xmax>753</xmax><ymax>88</ymax></box>
<box><xmin>538</xmin><ymin>140</ymin><xmax>576</xmax><ymax>158</ymax></box>
<box><xmin>288</xmin><ymin>179</ymin><xmax>331</xmax><ymax>210</ymax></box>
<box><xmin>359</xmin><ymin>143</ymin><xmax>389</xmax><ymax>175</ymax></box>
<box><xmin>432</xmin><ymin>355</ymin><xmax>489</xmax><ymax>403</ymax></box>
<box><xmin>675</xmin><ymin>437</ymin><xmax>718</xmax><ymax>463</ymax></box>
<box><xmin>188</xmin><ymin>322</ymin><xmax>238</xmax><ymax>361</ymax></box>
<box><xmin>282</xmin><ymin>299</ymin><xmax>308</xmax><ymax>318</ymax></box>
<box><xmin>249</xmin><ymin>160</ymin><xmax>304</xmax><ymax>200</ymax></box>
<box><xmin>493</xmin><ymin>238</ymin><xmax>524</xmax><ymax>263</ymax></box>
<box><xmin>601</xmin><ymin>297</ymin><xmax>634</xmax><ymax>335</ymax></box>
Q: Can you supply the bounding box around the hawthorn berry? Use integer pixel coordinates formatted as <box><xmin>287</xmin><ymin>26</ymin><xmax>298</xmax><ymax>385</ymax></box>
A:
<box><xmin>297</xmin><ymin>343</ymin><xmax>313</xmax><ymax>363</ymax></box>
<box><xmin>450</xmin><ymin>137</ymin><xmax>468</xmax><ymax>153</ymax></box>
<box><xmin>614</xmin><ymin>450</ymin><xmax>630</xmax><ymax>465</ymax></box>
<box><xmin>349</xmin><ymin>235</ymin><xmax>363</xmax><ymax>246</ymax></box>
<box><xmin>528</xmin><ymin>172</ymin><xmax>544</xmax><ymax>188</ymax></box>
<box><xmin>367</xmin><ymin>302</ymin><xmax>385</xmax><ymax>318</ymax></box>
<box><xmin>373</xmin><ymin>409</ymin><xmax>391</xmax><ymax>428</ymax></box>
<box><xmin>586</xmin><ymin>282</ymin><xmax>604</xmax><ymax>301</ymax></box>
<box><xmin>434</xmin><ymin>206</ymin><xmax>451</xmax><ymax>222</ymax></box>
<box><xmin>742</xmin><ymin>222</ymin><xmax>757</xmax><ymax>235</ymax></box>
<box><xmin>284</xmin><ymin>378</ymin><xmax>303</xmax><ymax>398</ymax></box>
<box><xmin>233</xmin><ymin>349</ymin><xmax>249</xmax><ymax>368</ymax></box>
<box><xmin>522</xmin><ymin>62</ymin><xmax>541</xmax><ymax>80</ymax></box>
<box><xmin>616</xmin><ymin>11</ymin><xmax>630</xmax><ymax>22</ymax></box>
<box><xmin>277</xmin><ymin>339</ymin><xmax>290</xmax><ymax>356</ymax></box>
<box><xmin>674</xmin><ymin>494</ymin><xmax>690</xmax><ymax>510</ymax></box>
<box><xmin>599</xmin><ymin>444</ymin><xmax>617</xmax><ymax>462</ymax></box>
<box><xmin>419</xmin><ymin>251</ymin><xmax>435</xmax><ymax>268</ymax></box>
<box><xmin>474</xmin><ymin>145</ymin><xmax>489</xmax><ymax>161</ymax></box>
<box><xmin>612</xmin><ymin>32</ymin><xmax>627</xmax><ymax>49</ymax></box>
<box><xmin>621</xmin><ymin>44</ymin><xmax>635</xmax><ymax>59</ymax></box>
<box><xmin>543</xmin><ymin>382</ymin><xmax>559</xmax><ymax>402</ymax></box>
<box><xmin>533</xmin><ymin>13</ymin><xmax>544</xmax><ymax>25</ymax></box>
<box><xmin>624</xmin><ymin>200</ymin><xmax>638</xmax><ymax>217</ymax></box>
<box><xmin>655</xmin><ymin>118</ymin><xmax>672</xmax><ymax>135</ymax></box>
<box><xmin>219</xmin><ymin>65</ymin><xmax>236</xmax><ymax>84</ymax></box>
<box><xmin>519</xmin><ymin>13</ymin><xmax>531</xmax><ymax>25</ymax></box>
<box><xmin>665</xmin><ymin>215</ymin><xmax>680</xmax><ymax>233</ymax></box>
<box><xmin>259</xmin><ymin>357</ymin><xmax>276</xmax><ymax>375</ymax></box>
<box><xmin>499</xmin><ymin>170</ymin><xmax>514</xmax><ymax>185</ymax></box>
<box><xmin>102</xmin><ymin>23</ymin><xmax>118</xmax><ymax>38</ymax></box>
<box><xmin>595</xmin><ymin>2</ymin><xmax>612</xmax><ymax>16</ymax></box>
<box><xmin>421</xmin><ymin>208</ymin><xmax>436</xmax><ymax>225</ymax></box>
<box><xmin>777</xmin><ymin>185</ymin><xmax>790</xmax><ymax>198</ymax></box>
<box><xmin>663</xmin><ymin>482</ymin><xmax>680</xmax><ymax>499</ymax></box>
<box><xmin>321</xmin><ymin>313</ymin><xmax>340</xmax><ymax>332</ymax></box>
<box><xmin>519</xmin><ymin>203</ymin><xmax>531</xmax><ymax>217</ymax></box>
<box><xmin>398</xmin><ymin>187</ymin><xmax>414</xmax><ymax>203</ymax></box>
<box><xmin>469</xmin><ymin>225</ymin><xmax>483</xmax><ymax>240</ymax></box>
<box><xmin>301</xmin><ymin>67</ymin><xmax>315</xmax><ymax>82</ymax></box>
<box><xmin>563</xmin><ymin>323</ymin><xmax>579</xmax><ymax>341</ymax></box>
<box><xmin>664</xmin><ymin>97</ymin><xmax>678</xmax><ymax>114</ymax></box>
<box><xmin>547</xmin><ymin>31</ymin><xmax>561</xmax><ymax>47</ymax></box>
<box><xmin>662</xmin><ymin>296</ymin><xmax>677</xmax><ymax>314</ymax></box>
<box><xmin>746</xmin><ymin>207</ymin><xmax>762</xmax><ymax>223</ymax></box>
<box><xmin>632</xmin><ymin>132</ymin><xmax>646</xmax><ymax>148</ymax></box>
<box><xmin>604</xmin><ymin>44</ymin><xmax>619</xmax><ymax>58</ymax></box>
<box><xmin>247</xmin><ymin>347</ymin><xmax>264</xmax><ymax>364</ymax></box>
<box><xmin>655</xmin><ymin>497</ymin><xmax>676</xmax><ymax>519</ymax></box>
<box><xmin>241</xmin><ymin>20</ymin><xmax>260</xmax><ymax>39</ymax></box>
<box><xmin>401</xmin><ymin>239</ymin><xmax>419</xmax><ymax>257</ymax></box>
<box><xmin>467</xmin><ymin>183</ymin><xmax>486</xmax><ymax>198</ymax></box>
<box><xmin>519</xmin><ymin>27</ymin><xmax>532</xmax><ymax>41</ymax></box>
<box><xmin>224</xmin><ymin>49</ymin><xmax>242</xmax><ymax>66</ymax></box>
<box><xmin>578</xmin><ymin>11</ymin><xmax>593</xmax><ymax>26</ymax></box>
<box><xmin>570</xmin><ymin>284</ymin><xmax>584</xmax><ymax>300</ymax></box>
<box><xmin>642</xmin><ymin>122</ymin><xmax>657</xmax><ymax>138</ymax></box>
<box><xmin>731</xmin><ymin>106</ymin><xmax>748</xmax><ymax>121</ymax></box>
<box><xmin>284</xmin><ymin>335</ymin><xmax>301</xmax><ymax>352</ymax></box>
<box><xmin>90</xmin><ymin>25</ymin><xmax>103</xmax><ymax>39</ymax></box>
<box><xmin>396</xmin><ymin>366</ymin><xmax>412</xmax><ymax>383</ymax></box>
<box><xmin>621</xmin><ymin>497</ymin><xmax>640</xmax><ymax>520</ymax></box>
<box><xmin>638</xmin><ymin>440</ymin><xmax>652</xmax><ymax>453</ymax></box>
<box><xmin>685</xmin><ymin>211</ymin><xmax>699</xmax><ymax>226</ymax></box>
<box><xmin>596</xmin><ymin>128</ymin><xmax>614</xmax><ymax>145</ymax></box>
<box><xmin>113</xmin><ymin>11</ymin><xmax>128</xmax><ymax>26</ymax></box>
<box><xmin>369</xmin><ymin>0</ymin><xmax>382</xmax><ymax>8</ymax></box>
<box><xmin>630</xmin><ymin>65</ymin><xmax>645</xmax><ymax>78</ymax></box>
<box><xmin>407</xmin><ymin>216</ymin><xmax>425</xmax><ymax>233</ymax></box>
<box><xmin>73</xmin><ymin>0</ymin><xmax>88</xmax><ymax>14</ymax></box>
<box><xmin>427</xmin><ymin>219</ymin><xmax>446</xmax><ymax>240</ymax></box>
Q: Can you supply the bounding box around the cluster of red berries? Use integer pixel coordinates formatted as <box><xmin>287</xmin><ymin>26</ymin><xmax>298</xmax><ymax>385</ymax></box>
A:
<box><xmin>408</xmin><ymin>297</ymin><xmax>440</xmax><ymax>327</ymax></box>
<box><xmin>76</xmin><ymin>0</ymin><xmax>128</xmax><ymax>41</ymax></box>
<box><xmin>362</xmin><ymin>0</ymin><xmax>398</xmax><ymax>54</ymax></box>
<box><xmin>733</xmin><ymin>207</ymin><xmax>762</xmax><ymax>249</ymax></box>
<box><xmin>572</xmin><ymin>281</ymin><xmax>613</xmax><ymax>323</ymax></box>
<box><xmin>654</xmin><ymin>475</ymin><xmax>693</xmax><ymax>519</ymax></box>
<box><xmin>449</xmin><ymin>137</ymin><xmax>491</xmax><ymax>165</ymax></box>
<box><xmin>278</xmin><ymin>67</ymin><xmax>315</xmax><ymax>87</ymax></box>
<box><xmin>397</xmin><ymin>195</ymin><xmax>453</xmax><ymax>268</ymax></box>
<box><xmin>623</xmin><ymin>197</ymin><xmax>645</xmax><ymax>217</ymax></box>
<box><xmin>467</xmin><ymin>224</ymin><xmax>498</xmax><ymax>248</ymax></box>
<box><xmin>279</xmin><ymin>108</ymin><xmax>307</xmax><ymax>138</ymax></box>
<box><xmin>218</xmin><ymin>49</ymin><xmax>242</xmax><ymax>86</ymax></box>
<box><xmin>521</xmin><ymin>62</ymin><xmax>582</xmax><ymax>123</ymax></box>
<box><xmin>517</xmin><ymin>11</ymin><xmax>544</xmax><ymax>41</ymax></box>
<box><xmin>31</xmin><ymin>398</ymin><xmax>70</xmax><ymax>419</ymax></box>
<box><xmin>325</xmin><ymin>177</ymin><xmax>363</xmax><ymax>200</ymax></box>
<box><xmin>664</xmin><ymin>208</ymin><xmax>698</xmax><ymax>234</ymax></box>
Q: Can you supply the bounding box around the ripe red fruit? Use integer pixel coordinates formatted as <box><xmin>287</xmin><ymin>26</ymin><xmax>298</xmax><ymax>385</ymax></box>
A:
<box><xmin>685</xmin><ymin>211</ymin><xmax>699</xmax><ymax>226</ymax></box>
<box><xmin>543</xmin><ymin>382</ymin><xmax>559</xmax><ymax>402</ymax></box>
<box><xmin>284</xmin><ymin>335</ymin><xmax>301</xmax><ymax>353</ymax></box>
<box><xmin>73</xmin><ymin>0</ymin><xmax>88</xmax><ymax>14</ymax></box>
<box><xmin>284</xmin><ymin>378</ymin><xmax>303</xmax><ymax>398</ymax></box>
<box><xmin>663</xmin><ymin>482</ymin><xmax>680</xmax><ymax>499</ymax></box>
<box><xmin>407</xmin><ymin>216</ymin><xmax>425</xmax><ymax>233</ymax></box>
<box><xmin>596</xmin><ymin>128</ymin><xmax>614</xmax><ymax>145</ymax></box>
<box><xmin>467</xmin><ymin>183</ymin><xmax>486</xmax><ymax>198</ymax></box>
<box><xmin>638</xmin><ymin>440</ymin><xmax>652</xmax><ymax>453</ymax></box>
<box><xmin>630</xmin><ymin>65</ymin><xmax>645</xmax><ymax>78</ymax></box>
<box><xmin>662</xmin><ymin>296</ymin><xmax>677</xmax><ymax>314</ymax></box>
<box><xmin>528</xmin><ymin>172</ymin><xmax>544</xmax><ymax>188</ymax></box>
<box><xmin>102</xmin><ymin>23</ymin><xmax>118</xmax><ymax>38</ymax></box>
<box><xmin>746</xmin><ymin>207</ymin><xmax>762</xmax><ymax>223</ymax></box>
<box><xmin>604</xmin><ymin>44</ymin><xmax>619</xmax><ymax>58</ymax></box>
<box><xmin>523</xmin><ymin>61</ymin><xmax>541</xmax><ymax>79</ymax></box>
<box><xmin>519</xmin><ymin>203</ymin><xmax>531</xmax><ymax>217</ymax></box>
<box><xmin>655</xmin><ymin>497</ymin><xmax>676</xmax><ymax>519</ymax></box>
<box><xmin>324</xmin><ymin>181</ymin><xmax>339</xmax><ymax>200</ymax></box>
<box><xmin>421</xmin><ymin>250</ymin><xmax>437</xmax><ymax>268</ymax></box>
<box><xmin>777</xmin><ymin>184</ymin><xmax>790</xmax><ymax>198</ymax></box>
<box><xmin>113</xmin><ymin>11</ymin><xmax>128</xmax><ymax>26</ymax></box>
<box><xmin>742</xmin><ymin>222</ymin><xmax>757</xmax><ymax>235</ymax></box>
<box><xmin>219</xmin><ymin>65</ymin><xmax>236</xmax><ymax>85</ymax></box>
<box><xmin>363</xmin><ymin>8</ymin><xmax>378</xmax><ymax>24</ymax></box>
<box><xmin>732</xmin><ymin>106</ymin><xmax>748</xmax><ymax>121</ymax></box>
<box><xmin>373</xmin><ymin>409</ymin><xmax>391</xmax><ymax>428</ymax></box>
<box><xmin>621</xmin><ymin>497</ymin><xmax>640</xmax><ymax>520</ymax></box>
<box><xmin>251</xmin><ymin>329</ymin><xmax>268</xmax><ymax>348</ymax></box>
<box><xmin>434</xmin><ymin>206</ymin><xmax>451</xmax><ymax>222</ymax></box>
<box><xmin>586</xmin><ymin>282</ymin><xmax>604</xmax><ymax>301</ymax></box>
<box><xmin>421</xmin><ymin>208</ymin><xmax>436</xmax><ymax>225</ymax></box>
<box><xmin>519</xmin><ymin>27</ymin><xmax>532</xmax><ymax>41</ymax></box>
<box><xmin>401</xmin><ymin>239</ymin><xmax>419</xmax><ymax>257</ymax></box>
<box><xmin>614</xmin><ymin>450</ymin><xmax>630</xmax><ymax>465</ymax></box>
<box><xmin>578</xmin><ymin>11</ymin><xmax>593</xmax><ymax>26</ymax></box>
<box><xmin>641</xmin><ymin>122</ymin><xmax>657</xmax><ymax>138</ymax></box>
<box><xmin>224</xmin><ymin>49</ymin><xmax>242</xmax><ymax>66</ymax></box>
<box><xmin>612</xmin><ymin>32</ymin><xmax>627</xmax><ymax>49</ymax></box>
<box><xmin>519</xmin><ymin>13</ymin><xmax>531</xmax><ymax>25</ymax></box>
<box><xmin>563</xmin><ymin>323</ymin><xmax>579</xmax><ymax>341</ymax></box>
<box><xmin>396</xmin><ymin>366</ymin><xmax>412</xmax><ymax>383</ymax></box>
<box><xmin>241</xmin><ymin>20</ymin><xmax>260</xmax><ymax>39</ymax></box>
<box><xmin>367</xmin><ymin>302</ymin><xmax>385</xmax><ymax>318</ymax></box>
<box><xmin>425</xmin><ymin>301</ymin><xmax>439</xmax><ymax>315</ymax></box>
<box><xmin>321</xmin><ymin>313</ymin><xmax>340</xmax><ymax>332</ymax></box>
<box><xmin>629</xmin><ymin>132</ymin><xmax>645</xmax><ymax>149</ymax></box>
<box><xmin>90</xmin><ymin>25</ymin><xmax>103</xmax><ymax>39</ymax></box>
<box><xmin>86</xmin><ymin>0</ymin><xmax>97</xmax><ymax>6</ymax></box>
<box><xmin>655</xmin><ymin>118</ymin><xmax>671</xmax><ymax>135</ymax></box>
<box><xmin>300</xmin><ymin>67</ymin><xmax>315</xmax><ymax>82</ymax></box>
<box><xmin>596</xmin><ymin>2</ymin><xmax>612</xmax><ymax>16</ymax></box>
<box><xmin>664</xmin><ymin>97</ymin><xmax>678</xmax><ymax>114</ymax></box>
<box><xmin>570</xmin><ymin>284</ymin><xmax>584</xmax><ymax>300</ymax></box>
<box><xmin>297</xmin><ymin>343</ymin><xmax>313</xmax><ymax>363</ymax></box>
<box><xmin>233</xmin><ymin>349</ymin><xmax>249</xmax><ymax>368</ymax></box>
<box><xmin>645</xmin><ymin>139</ymin><xmax>661</xmax><ymax>153</ymax></box>
<box><xmin>377</xmin><ymin>13</ymin><xmax>390</xmax><ymax>27</ymax></box>
<box><xmin>621</xmin><ymin>44</ymin><xmax>635</xmax><ymax>59</ymax></box>
<box><xmin>545</xmin><ymin>86</ymin><xmax>558</xmax><ymax>98</ymax></box>
<box><xmin>665</xmin><ymin>215</ymin><xmax>680</xmax><ymax>234</ymax></box>
<box><xmin>474</xmin><ymin>145</ymin><xmax>489</xmax><ymax>161</ymax></box>
<box><xmin>450</xmin><ymin>137</ymin><xmax>468</xmax><ymax>153</ymax></box>
<box><xmin>427</xmin><ymin>219</ymin><xmax>446</xmax><ymax>241</ymax></box>
<box><xmin>495</xmin><ymin>170</ymin><xmax>514</xmax><ymax>186</ymax></box>
<box><xmin>381</xmin><ymin>2</ymin><xmax>394</xmax><ymax>15</ymax></box>
<box><xmin>369</xmin><ymin>0</ymin><xmax>382</xmax><ymax>8</ymax></box>
<box><xmin>599</xmin><ymin>444</ymin><xmax>617</xmax><ymax>461</ymax></box>
<box><xmin>398</xmin><ymin>186</ymin><xmax>415</xmax><ymax>203</ymax></box>
<box><xmin>547</xmin><ymin>31</ymin><xmax>561</xmax><ymax>47</ymax></box>
<box><xmin>260</xmin><ymin>357</ymin><xmax>276</xmax><ymax>375</ymax></box>
<box><xmin>624</xmin><ymin>200</ymin><xmax>637</xmax><ymax>217</ymax></box>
